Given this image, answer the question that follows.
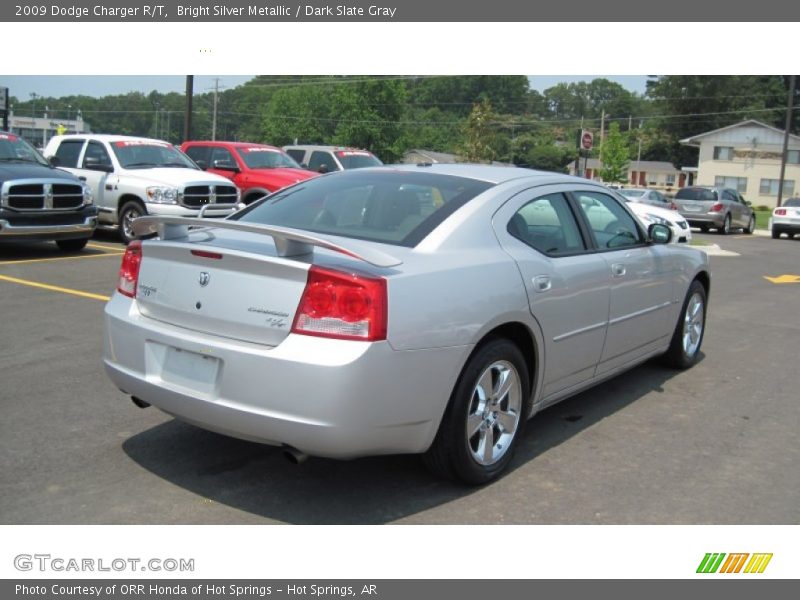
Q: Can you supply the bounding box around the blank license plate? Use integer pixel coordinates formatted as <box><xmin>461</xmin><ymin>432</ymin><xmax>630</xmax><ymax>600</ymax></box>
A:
<box><xmin>161</xmin><ymin>347</ymin><xmax>220</xmax><ymax>395</ymax></box>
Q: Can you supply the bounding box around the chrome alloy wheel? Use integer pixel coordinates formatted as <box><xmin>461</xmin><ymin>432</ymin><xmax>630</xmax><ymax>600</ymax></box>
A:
<box><xmin>682</xmin><ymin>292</ymin><xmax>704</xmax><ymax>357</ymax></box>
<box><xmin>122</xmin><ymin>206</ymin><xmax>142</xmax><ymax>241</ymax></box>
<box><xmin>466</xmin><ymin>360</ymin><xmax>522</xmax><ymax>466</ymax></box>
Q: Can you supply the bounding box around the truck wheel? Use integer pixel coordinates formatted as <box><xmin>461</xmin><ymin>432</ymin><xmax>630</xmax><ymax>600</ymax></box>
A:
<box><xmin>56</xmin><ymin>238</ymin><xmax>89</xmax><ymax>252</ymax></box>
<box><xmin>119</xmin><ymin>201</ymin><xmax>145</xmax><ymax>244</ymax></box>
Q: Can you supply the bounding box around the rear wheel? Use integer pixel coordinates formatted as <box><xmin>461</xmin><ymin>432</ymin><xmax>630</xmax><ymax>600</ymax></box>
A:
<box><xmin>663</xmin><ymin>280</ymin><xmax>706</xmax><ymax>369</ymax></box>
<box><xmin>772</xmin><ymin>229</ymin><xmax>781</xmax><ymax>239</ymax></box>
<box><xmin>424</xmin><ymin>338</ymin><xmax>530</xmax><ymax>485</ymax></box>
<box><xmin>718</xmin><ymin>214</ymin><xmax>731</xmax><ymax>235</ymax></box>
<box><xmin>699</xmin><ymin>225</ymin><xmax>709</xmax><ymax>233</ymax></box>
<box><xmin>55</xmin><ymin>238</ymin><xmax>89</xmax><ymax>252</ymax></box>
<box><xmin>119</xmin><ymin>200</ymin><xmax>145</xmax><ymax>244</ymax></box>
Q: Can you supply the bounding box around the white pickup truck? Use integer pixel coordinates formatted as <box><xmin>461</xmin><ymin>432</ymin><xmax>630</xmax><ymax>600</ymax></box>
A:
<box><xmin>44</xmin><ymin>134</ymin><xmax>240</xmax><ymax>243</ymax></box>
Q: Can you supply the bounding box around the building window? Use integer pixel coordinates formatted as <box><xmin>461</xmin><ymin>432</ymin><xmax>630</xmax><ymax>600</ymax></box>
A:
<box><xmin>715</xmin><ymin>176</ymin><xmax>747</xmax><ymax>193</ymax></box>
<box><xmin>788</xmin><ymin>150</ymin><xmax>800</xmax><ymax>165</ymax></box>
<box><xmin>759</xmin><ymin>179</ymin><xmax>795</xmax><ymax>196</ymax></box>
<box><xmin>665</xmin><ymin>174</ymin><xmax>676</xmax><ymax>186</ymax></box>
<box><xmin>713</xmin><ymin>146</ymin><xmax>734</xmax><ymax>160</ymax></box>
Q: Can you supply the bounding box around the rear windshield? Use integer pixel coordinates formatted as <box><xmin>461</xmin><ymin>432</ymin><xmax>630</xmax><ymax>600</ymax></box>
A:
<box><xmin>783</xmin><ymin>198</ymin><xmax>800</xmax><ymax>207</ymax></box>
<box><xmin>675</xmin><ymin>188</ymin><xmax>717</xmax><ymax>201</ymax></box>
<box><xmin>335</xmin><ymin>151</ymin><xmax>383</xmax><ymax>169</ymax></box>
<box><xmin>233</xmin><ymin>170</ymin><xmax>493</xmax><ymax>247</ymax></box>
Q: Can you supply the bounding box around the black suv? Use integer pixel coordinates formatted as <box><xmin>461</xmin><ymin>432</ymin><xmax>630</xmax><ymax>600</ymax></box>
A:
<box><xmin>0</xmin><ymin>132</ymin><xmax>97</xmax><ymax>251</ymax></box>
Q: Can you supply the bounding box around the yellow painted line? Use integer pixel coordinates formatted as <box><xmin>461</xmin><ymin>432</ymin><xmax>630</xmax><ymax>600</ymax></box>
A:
<box><xmin>0</xmin><ymin>274</ymin><xmax>111</xmax><ymax>301</ymax></box>
<box><xmin>87</xmin><ymin>243</ymin><xmax>125</xmax><ymax>251</ymax></box>
<box><xmin>0</xmin><ymin>251</ymin><xmax>124</xmax><ymax>266</ymax></box>
<box><xmin>764</xmin><ymin>274</ymin><xmax>800</xmax><ymax>284</ymax></box>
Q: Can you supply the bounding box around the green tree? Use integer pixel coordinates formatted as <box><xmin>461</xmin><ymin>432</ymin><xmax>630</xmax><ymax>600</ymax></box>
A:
<box><xmin>599</xmin><ymin>123</ymin><xmax>629</xmax><ymax>183</ymax></box>
<box><xmin>459</xmin><ymin>99</ymin><xmax>497</xmax><ymax>162</ymax></box>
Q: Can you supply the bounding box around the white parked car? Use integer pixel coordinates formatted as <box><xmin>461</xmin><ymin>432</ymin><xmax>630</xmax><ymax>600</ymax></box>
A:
<box><xmin>44</xmin><ymin>135</ymin><xmax>241</xmax><ymax>243</ymax></box>
<box><xmin>624</xmin><ymin>200</ymin><xmax>692</xmax><ymax>244</ymax></box>
<box><xmin>770</xmin><ymin>198</ymin><xmax>800</xmax><ymax>239</ymax></box>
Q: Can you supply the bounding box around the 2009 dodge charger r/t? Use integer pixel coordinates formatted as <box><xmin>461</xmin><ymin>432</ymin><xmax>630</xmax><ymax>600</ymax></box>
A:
<box><xmin>103</xmin><ymin>164</ymin><xmax>710</xmax><ymax>484</ymax></box>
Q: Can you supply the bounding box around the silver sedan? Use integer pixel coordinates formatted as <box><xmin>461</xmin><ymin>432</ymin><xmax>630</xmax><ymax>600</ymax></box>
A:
<box><xmin>103</xmin><ymin>165</ymin><xmax>710</xmax><ymax>484</ymax></box>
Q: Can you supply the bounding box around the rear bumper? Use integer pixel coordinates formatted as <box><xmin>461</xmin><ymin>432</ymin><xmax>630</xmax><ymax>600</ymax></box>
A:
<box><xmin>0</xmin><ymin>206</ymin><xmax>98</xmax><ymax>241</ymax></box>
<box><xmin>103</xmin><ymin>293</ymin><xmax>469</xmax><ymax>459</ymax></box>
<box><xmin>681</xmin><ymin>213</ymin><xmax>725</xmax><ymax>228</ymax></box>
<box><xmin>771</xmin><ymin>217</ymin><xmax>800</xmax><ymax>233</ymax></box>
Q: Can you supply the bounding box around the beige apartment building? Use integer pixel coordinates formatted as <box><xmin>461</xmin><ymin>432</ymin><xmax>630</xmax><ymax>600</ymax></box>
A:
<box><xmin>681</xmin><ymin>119</ymin><xmax>800</xmax><ymax>207</ymax></box>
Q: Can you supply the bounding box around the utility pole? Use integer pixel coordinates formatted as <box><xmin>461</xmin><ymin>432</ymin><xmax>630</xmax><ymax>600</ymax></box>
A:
<box><xmin>211</xmin><ymin>77</ymin><xmax>220</xmax><ymax>141</ymax></box>
<box><xmin>599</xmin><ymin>109</ymin><xmax>606</xmax><ymax>171</ymax></box>
<box><xmin>183</xmin><ymin>76</ymin><xmax>194</xmax><ymax>143</ymax></box>
<box><xmin>777</xmin><ymin>75</ymin><xmax>796</xmax><ymax>208</ymax></box>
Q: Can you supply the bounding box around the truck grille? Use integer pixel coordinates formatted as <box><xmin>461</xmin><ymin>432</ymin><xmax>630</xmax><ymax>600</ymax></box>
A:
<box><xmin>3</xmin><ymin>182</ymin><xmax>85</xmax><ymax>211</ymax></box>
<box><xmin>181</xmin><ymin>185</ymin><xmax>239</xmax><ymax>208</ymax></box>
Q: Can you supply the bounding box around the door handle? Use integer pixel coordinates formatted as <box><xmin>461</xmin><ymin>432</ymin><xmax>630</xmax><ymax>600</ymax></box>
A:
<box><xmin>611</xmin><ymin>263</ymin><xmax>626</xmax><ymax>278</ymax></box>
<box><xmin>532</xmin><ymin>275</ymin><xmax>552</xmax><ymax>293</ymax></box>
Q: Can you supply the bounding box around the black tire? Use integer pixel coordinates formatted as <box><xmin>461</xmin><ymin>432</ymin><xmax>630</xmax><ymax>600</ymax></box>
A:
<box><xmin>663</xmin><ymin>280</ymin><xmax>707</xmax><ymax>369</ymax></box>
<box><xmin>118</xmin><ymin>200</ymin><xmax>145</xmax><ymax>244</ymax></box>
<box><xmin>699</xmin><ymin>225</ymin><xmax>709</xmax><ymax>233</ymax></box>
<box><xmin>424</xmin><ymin>338</ymin><xmax>531</xmax><ymax>485</ymax></box>
<box><xmin>718</xmin><ymin>214</ymin><xmax>731</xmax><ymax>235</ymax></box>
<box><xmin>55</xmin><ymin>238</ymin><xmax>89</xmax><ymax>252</ymax></box>
<box><xmin>772</xmin><ymin>229</ymin><xmax>780</xmax><ymax>239</ymax></box>
<box><xmin>744</xmin><ymin>215</ymin><xmax>755</xmax><ymax>234</ymax></box>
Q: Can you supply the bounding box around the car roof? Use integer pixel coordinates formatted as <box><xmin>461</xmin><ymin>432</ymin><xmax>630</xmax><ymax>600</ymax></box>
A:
<box><xmin>50</xmin><ymin>134</ymin><xmax>172</xmax><ymax>145</ymax></box>
<box><xmin>183</xmin><ymin>140</ymin><xmax>282</xmax><ymax>151</ymax></box>
<box><xmin>360</xmin><ymin>163</ymin><xmax>610</xmax><ymax>186</ymax></box>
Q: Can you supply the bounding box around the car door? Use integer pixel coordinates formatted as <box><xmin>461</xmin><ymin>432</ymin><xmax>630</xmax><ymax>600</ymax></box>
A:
<box><xmin>722</xmin><ymin>189</ymin><xmax>744</xmax><ymax>227</ymax></box>
<box><xmin>495</xmin><ymin>188</ymin><xmax>610</xmax><ymax>401</ymax></box>
<box><xmin>572</xmin><ymin>189</ymin><xmax>675</xmax><ymax>376</ymax></box>
<box><xmin>78</xmin><ymin>140</ymin><xmax>117</xmax><ymax>217</ymax></box>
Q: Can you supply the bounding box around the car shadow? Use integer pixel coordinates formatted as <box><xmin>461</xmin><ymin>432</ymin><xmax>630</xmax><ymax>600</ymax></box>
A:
<box><xmin>0</xmin><ymin>240</ymin><xmax>113</xmax><ymax>260</ymax></box>
<box><xmin>121</xmin><ymin>358</ymin><xmax>695</xmax><ymax>524</ymax></box>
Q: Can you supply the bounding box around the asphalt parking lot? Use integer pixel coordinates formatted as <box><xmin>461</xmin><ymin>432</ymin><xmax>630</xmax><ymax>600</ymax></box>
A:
<box><xmin>0</xmin><ymin>231</ymin><xmax>798</xmax><ymax>525</ymax></box>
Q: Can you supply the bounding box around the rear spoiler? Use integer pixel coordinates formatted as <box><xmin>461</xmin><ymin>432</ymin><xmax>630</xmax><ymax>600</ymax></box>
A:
<box><xmin>132</xmin><ymin>216</ymin><xmax>403</xmax><ymax>268</ymax></box>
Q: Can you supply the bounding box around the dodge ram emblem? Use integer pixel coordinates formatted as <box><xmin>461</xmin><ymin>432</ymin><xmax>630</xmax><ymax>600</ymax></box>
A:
<box><xmin>198</xmin><ymin>272</ymin><xmax>210</xmax><ymax>287</ymax></box>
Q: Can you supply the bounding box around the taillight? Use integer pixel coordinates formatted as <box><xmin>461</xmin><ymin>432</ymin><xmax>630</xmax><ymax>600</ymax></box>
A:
<box><xmin>117</xmin><ymin>240</ymin><xmax>143</xmax><ymax>298</ymax></box>
<box><xmin>775</xmin><ymin>208</ymin><xmax>787</xmax><ymax>216</ymax></box>
<box><xmin>709</xmin><ymin>202</ymin><xmax>724</xmax><ymax>213</ymax></box>
<box><xmin>292</xmin><ymin>266</ymin><xmax>387</xmax><ymax>341</ymax></box>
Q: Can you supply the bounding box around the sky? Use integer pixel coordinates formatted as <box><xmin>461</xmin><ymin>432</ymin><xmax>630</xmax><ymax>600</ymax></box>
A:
<box><xmin>0</xmin><ymin>75</ymin><xmax>649</xmax><ymax>102</ymax></box>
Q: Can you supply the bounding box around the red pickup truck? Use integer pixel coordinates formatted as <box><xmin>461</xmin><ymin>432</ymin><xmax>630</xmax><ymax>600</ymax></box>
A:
<box><xmin>181</xmin><ymin>141</ymin><xmax>318</xmax><ymax>204</ymax></box>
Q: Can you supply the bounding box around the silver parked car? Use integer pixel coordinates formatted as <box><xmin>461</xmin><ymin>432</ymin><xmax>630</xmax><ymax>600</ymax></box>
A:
<box><xmin>103</xmin><ymin>165</ymin><xmax>710</xmax><ymax>484</ymax></box>
<box><xmin>618</xmin><ymin>187</ymin><xmax>677</xmax><ymax>210</ymax></box>
<box><xmin>674</xmin><ymin>186</ymin><xmax>755</xmax><ymax>234</ymax></box>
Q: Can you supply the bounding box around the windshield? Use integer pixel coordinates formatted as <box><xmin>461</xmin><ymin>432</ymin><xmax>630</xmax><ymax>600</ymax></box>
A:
<box><xmin>237</xmin><ymin>147</ymin><xmax>302</xmax><ymax>169</ymax></box>
<box><xmin>619</xmin><ymin>189</ymin><xmax>645</xmax><ymax>198</ymax></box>
<box><xmin>335</xmin><ymin>150</ymin><xmax>382</xmax><ymax>169</ymax></box>
<box><xmin>233</xmin><ymin>170</ymin><xmax>493</xmax><ymax>247</ymax></box>
<box><xmin>111</xmin><ymin>140</ymin><xmax>197</xmax><ymax>169</ymax></box>
<box><xmin>675</xmin><ymin>187</ymin><xmax>717</xmax><ymax>201</ymax></box>
<box><xmin>0</xmin><ymin>133</ymin><xmax>49</xmax><ymax>166</ymax></box>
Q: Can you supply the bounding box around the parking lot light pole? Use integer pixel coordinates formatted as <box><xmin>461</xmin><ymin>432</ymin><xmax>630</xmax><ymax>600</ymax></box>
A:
<box><xmin>777</xmin><ymin>74</ymin><xmax>796</xmax><ymax>208</ymax></box>
<box><xmin>183</xmin><ymin>75</ymin><xmax>194</xmax><ymax>143</ymax></box>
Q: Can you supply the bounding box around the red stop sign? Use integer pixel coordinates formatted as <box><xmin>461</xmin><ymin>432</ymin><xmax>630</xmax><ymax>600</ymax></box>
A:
<box><xmin>581</xmin><ymin>130</ymin><xmax>593</xmax><ymax>151</ymax></box>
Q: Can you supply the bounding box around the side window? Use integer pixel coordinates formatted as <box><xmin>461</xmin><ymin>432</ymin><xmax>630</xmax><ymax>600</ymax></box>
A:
<box><xmin>82</xmin><ymin>141</ymin><xmax>112</xmax><ymax>168</ymax></box>
<box><xmin>308</xmin><ymin>151</ymin><xmax>340</xmax><ymax>173</ymax></box>
<box><xmin>54</xmin><ymin>140</ymin><xmax>84</xmax><ymax>168</ymax></box>
<box><xmin>722</xmin><ymin>190</ymin><xmax>737</xmax><ymax>203</ymax></box>
<box><xmin>184</xmin><ymin>145</ymin><xmax>210</xmax><ymax>167</ymax></box>
<box><xmin>285</xmin><ymin>149</ymin><xmax>305</xmax><ymax>163</ymax></box>
<box><xmin>574</xmin><ymin>191</ymin><xmax>644</xmax><ymax>249</ymax></box>
<box><xmin>507</xmin><ymin>193</ymin><xmax>585</xmax><ymax>256</ymax></box>
<box><xmin>210</xmin><ymin>147</ymin><xmax>235</xmax><ymax>168</ymax></box>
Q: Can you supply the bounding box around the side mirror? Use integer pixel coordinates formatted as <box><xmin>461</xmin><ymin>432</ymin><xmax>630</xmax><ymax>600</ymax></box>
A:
<box><xmin>212</xmin><ymin>159</ymin><xmax>239</xmax><ymax>172</ymax></box>
<box><xmin>648</xmin><ymin>223</ymin><xmax>672</xmax><ymax>244</ymax></box>
<box><xmin>83</xmin><ymin>157</ymin><xmax>114</xmax><ymax>173</ymax></box>
<box><xmin>317</xmin><ymin>164</ymin><xmax>330</xmax><ymax>174</ymax></box>
<box><xmin>48</xmin><ymin>155</ymin><xmax>60</xmax><ymax>167</ymax></box>
<box><xmin>746</xmin><ymin>201</ymin><xmax>752</xmax><ymax>207</ymax></box>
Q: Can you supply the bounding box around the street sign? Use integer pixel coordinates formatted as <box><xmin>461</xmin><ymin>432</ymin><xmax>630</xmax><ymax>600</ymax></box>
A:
<box><xmin>580</xmin><ymin>129</ymin><xmax>593</xmax><ymax>151</ymax></box>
